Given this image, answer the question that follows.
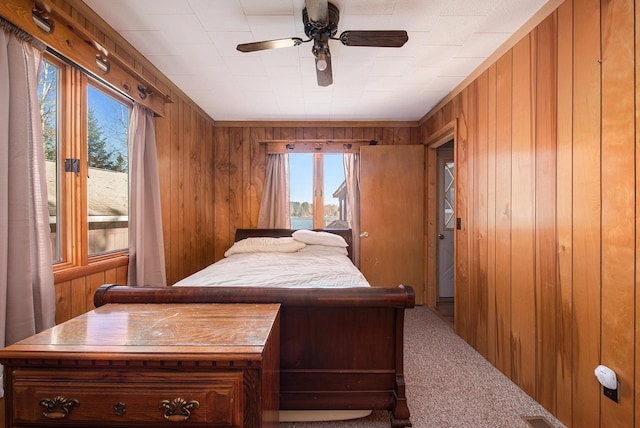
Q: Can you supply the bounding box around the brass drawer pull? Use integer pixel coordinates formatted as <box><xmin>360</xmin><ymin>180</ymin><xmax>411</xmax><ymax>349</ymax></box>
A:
<box><xmin>160</xmin><ymin>397</ymin><xmax>200</xmax><ymax>421</ymax></box>
<box><xmin>39</xmin><ymin>396</ymin><xmax>80</xmax><ymax>419</ymax></box>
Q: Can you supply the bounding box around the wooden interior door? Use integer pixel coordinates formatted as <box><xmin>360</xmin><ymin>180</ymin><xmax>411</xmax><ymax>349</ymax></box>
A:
<box><xmin>360</xmin><ymin>145</ymin><xmax>424</xmax><ymax>304</ymax></box>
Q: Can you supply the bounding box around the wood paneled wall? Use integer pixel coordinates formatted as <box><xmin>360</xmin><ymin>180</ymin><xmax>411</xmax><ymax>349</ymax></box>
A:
<box><xmin>421</xmin><ymin>1</ymin><xmax>639</xmax><ymax>426</ymax></box>
<box><xmin>54</xmin><ymin>263</ymin><xmax>127</xmax><ymax>324</ymax></box>
<box><xmin>209</xmin><ymin>124</ymin><xmax>421</xmax><ymax>281</ymax></box>
<box><xmin>156</xmin><ymin>98</ymin><xmax>216</xmax><ymax>286</ymax></box>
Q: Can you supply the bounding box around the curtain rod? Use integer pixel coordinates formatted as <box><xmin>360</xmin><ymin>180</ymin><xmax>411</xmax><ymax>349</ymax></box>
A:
<box><xmin>264</xmin><ymin>139</ymin><xmax>377</xmax><ymax>154</ymax></box>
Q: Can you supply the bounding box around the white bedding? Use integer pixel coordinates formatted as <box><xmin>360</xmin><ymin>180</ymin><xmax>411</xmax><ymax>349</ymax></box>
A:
<box><xmin>173</xmin><ymin>249</ymin><xmax>370</xmax><ymax>288</ymax></box>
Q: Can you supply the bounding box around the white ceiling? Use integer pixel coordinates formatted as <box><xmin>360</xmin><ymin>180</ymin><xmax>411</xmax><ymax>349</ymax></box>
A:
<box><xmin>83</xmin><ymin>0</ymin><xmax>548</xmax><ymax>122</ymax></box>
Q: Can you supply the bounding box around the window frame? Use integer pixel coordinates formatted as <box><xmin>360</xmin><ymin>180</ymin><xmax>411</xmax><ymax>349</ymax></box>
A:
<box><xmin>266</xmin><ymin>139</ymin><xmax>367</xmax><ymax>230</ymax></box>
<box><xmin>42</xmin><ymin>51</ymin><xmax>132</xmax><ymax>275</ymax></box>
<box><xmin>289</xmin><ymin>152</ymin><xmax>345</xmax><ymax>229</ymax></box>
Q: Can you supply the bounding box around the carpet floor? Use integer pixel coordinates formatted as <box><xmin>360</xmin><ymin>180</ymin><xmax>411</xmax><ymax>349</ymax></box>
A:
<box><xmin>281</xmin><ymin>306</ymin><xmax>566</xmax><ymax>428</ymax></box>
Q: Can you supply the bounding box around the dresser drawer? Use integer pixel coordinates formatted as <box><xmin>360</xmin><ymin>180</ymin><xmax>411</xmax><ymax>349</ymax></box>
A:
<box><xmin>10</xmin><ymin>369</ymin><xmax>243</xmax><ymax>426</ymax></box>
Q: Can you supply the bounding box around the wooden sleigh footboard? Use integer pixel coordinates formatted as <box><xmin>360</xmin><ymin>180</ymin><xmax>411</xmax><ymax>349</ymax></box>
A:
<box><xmin>94</xmin><ymin>284</ymin><xmax>415</xmax><ymax>427</ymax></box>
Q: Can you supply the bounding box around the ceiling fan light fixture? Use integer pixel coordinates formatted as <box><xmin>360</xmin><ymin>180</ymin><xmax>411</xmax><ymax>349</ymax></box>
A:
<box><xmin>316</xmin><ymin>51</ymin><xmax>328</xmax><ymax>71</ymax></box>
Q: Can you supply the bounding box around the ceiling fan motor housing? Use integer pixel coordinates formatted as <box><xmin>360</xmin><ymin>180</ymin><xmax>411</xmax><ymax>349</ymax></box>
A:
<box><xmin>303</xmin><ymin>2</ymin><xmax>339</xmax><ymax>40</ymax></box>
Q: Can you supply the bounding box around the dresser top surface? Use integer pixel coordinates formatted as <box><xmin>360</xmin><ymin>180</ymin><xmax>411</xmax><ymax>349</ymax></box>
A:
<box><xmin>0</xmin><ymin>303</ymin><xmax>280</xmax><ymax>361</ymax></box>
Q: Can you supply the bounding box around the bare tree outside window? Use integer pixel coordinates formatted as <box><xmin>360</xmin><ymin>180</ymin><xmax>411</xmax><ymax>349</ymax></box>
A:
<box><xmin>38</xmin><ymin>60</ymin><xmax>60</xmax><ymax>261</ymax></box>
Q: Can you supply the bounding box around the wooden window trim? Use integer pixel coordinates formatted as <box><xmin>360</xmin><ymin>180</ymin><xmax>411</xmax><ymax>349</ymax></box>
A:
<box><xmin>313</xmin><ymin>154</ymin><xmax>324</xmax><ymax>228</ymax></box>
<box><xmin>54</xmin><ymin>254</ymin><xmax>128</xmax><ymax>283</ymax></box>
<box><xmin>44</xmin><ymin>53</ymin><xmax>131</xmax><ymax>274</ymax></box>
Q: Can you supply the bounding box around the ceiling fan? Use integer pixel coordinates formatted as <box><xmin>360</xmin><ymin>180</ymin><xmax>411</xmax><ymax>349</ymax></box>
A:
<box><xmin>236</xmin><ymin>0</ymin><xmax>409</xmax><ymax>87</ymax></box>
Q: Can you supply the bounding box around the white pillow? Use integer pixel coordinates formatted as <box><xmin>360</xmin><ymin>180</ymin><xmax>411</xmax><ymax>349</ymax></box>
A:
<box><xmin>297</xmin><ymin>244</ymin><xmax>349</xmax><ymax>256</ymax></box>
<box><xmin>292</xmin><ymin>230</ymin><xmax>348</xmax><ymax>247</ymax></box>
<box><xmin>224</xmin><ymin>237</ymin><xmax>306</xmax><ymax>257</ymax></box>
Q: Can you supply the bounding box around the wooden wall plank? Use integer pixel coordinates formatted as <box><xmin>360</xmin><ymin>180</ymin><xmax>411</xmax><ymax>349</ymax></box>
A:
<box><xmin>116</xmin><ymin>265</ymin><xmax>128</xmax><ymax>285</ymax></box>
<box><xmin>70</xmin><ymin>277</ymin><xmax>86</xmax><ymax>318</ymax></box>
<box><xmin>494</xmin><ymin>50</ymin><xmax>513</xmax><ymax>378</ymax></box>
<box><xmin>466</xmin><ymin>80</ymin><xmax>477</xmax><ymax>347</ymax></box>
<box><xmin>636</xmin><ymin>1</ymin><xmax>640</xmax><ymax>426</ymax></box>
<box><xmin>229</xmin><ymin>127</ymin><xmax>244</xmax><ymax>242</ymax></box>
<box><xmin>195</xmin><ymin>114</ymin><xmax>207</xmax><ymax>270</ymax></box>
<box><xmin>250</xmin><ymin>127</ymin><xmax>267</xmax><ymax>228</ymax></box>
<box><xmin>426</xmin><ymin>145</ymin><xmax>437</xmax><ymax>309</ymax></box>
<box><xmin>555</xmin><ymin>0</ymin><xmax>573</xmax><ymax>423</ymax></box>
<box><xmin>214</xmin><ymin>127</ymin><xmax>231</xmax><ymax>261</ymax></box>
<box><xmin>54</xmin><ymin>281</ymin><xmax>72</xmax><ymax>324</ymax></box>
<box><xmin>600</xmin><ymin>0</ymin><xmax>635</xmax><ymax>425</ymax></box>
<box><xmin>104</xmin><ymin>268</ymin><xmax>117</xmax><ymax>285</ymax></box>
<box><xmin>303</xmin><ymin>127</ymin><xmax>317</xmax><ymax>139</ymax></box>
<box><xmin>395</xmin><ymin>127</ymin><xmax>411</xmax><ymax>145</ymax></box>
<box><xmin>382</xmin><ymin>128</ymin><xmax>394</xmax><ymax>145</ymax></box>
<box><xmin>242</xmin><ymin>127</ymin><xmax>252</xmax><ymax>229</ymax></box>
<box><xmin>486</xmin><ymin>63</ymin><xmax>497</xmax><ymax>366</ymax></box>
<box><xmin>85</xmin><ymin>272</ymin><xmax>104</xmax><ymax>312</ymax></box>
<box><xmin>185</xmin><ymin>107</ymin><xmax>200</xmax><ymax>276</ymax></box>
<box><xmin>534</xmin><ymin>12</ymin><xmax>558</xmax><ymax>413</ymax></box>
<box><xmin>169</xmin><ymin>97</ymin><xmax>184</xmax><ymax>284</ymax></box>
<box><xmin>474</xmin><ymin>70</ymin><xmax>489</xmax><ymax>358</ymax></box>
<box><xmin>510</xmin><ymin>32</ymin><xmax>537</xmax><ymax>397</ymax></box>
<box><xmin>572</xmin><ymin>0</ymin><xmax>602</xmax><ymax>425</ymax></box>
<box><xmin>316</xmin><ymin>127</ymin><xmax>334</xmax><ymax>140</ymax></box>
<box><xmin>455</xmin><ymin>89</ymin><xmax>470</xmax><ymax>341</ymax></box>
<box><xmin>203</xmin><ymin>118</ymin><xmax>215</xmax><ymax>265</ymax></box>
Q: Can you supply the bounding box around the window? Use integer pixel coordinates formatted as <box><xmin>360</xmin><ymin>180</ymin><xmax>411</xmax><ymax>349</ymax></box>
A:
<box><xmin>289</xmin><ymin>153</ymin><xmax>347</xmax><ymax>229</ymax></box>
<box><xmin>38</xmin><ymin>53</ymin><xmax>132</xmax><ymax>266</ymax></box>
<box><xmin>87</xmin><ymin>84</ymin><xmax>130</xmax><ymax>255</ymax></box>
<box><xmin>443</xmin><ymin>160</ymin><xmax>455</xmax><ymax>230</ymax></box>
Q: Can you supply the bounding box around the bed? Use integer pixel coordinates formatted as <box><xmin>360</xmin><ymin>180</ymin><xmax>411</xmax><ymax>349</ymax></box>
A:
<box><xmin>94</xmin><ymin>228</ymin><xmax>415</xmax><ymax>427</ymax></box>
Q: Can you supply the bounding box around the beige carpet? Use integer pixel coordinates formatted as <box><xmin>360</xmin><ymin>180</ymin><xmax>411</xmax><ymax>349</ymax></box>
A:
<box><xmin>281</xmin><ymin>306</ymin><xmax>566</xmax><ymax>428</ymax></box>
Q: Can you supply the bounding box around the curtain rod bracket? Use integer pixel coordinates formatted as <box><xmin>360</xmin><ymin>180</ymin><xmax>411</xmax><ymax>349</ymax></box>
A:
<box><xmin>32</xmin><ymin>7</ymin><xmax>54</xmax><ymax>34</ymax></box>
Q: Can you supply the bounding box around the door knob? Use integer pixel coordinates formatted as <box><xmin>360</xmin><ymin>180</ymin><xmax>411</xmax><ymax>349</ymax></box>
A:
<box><xmin>360</xmin><ymin>231</ymin><xmax>369</xmax><ymax>238</ymax></box>
<box><xmin>438</xmin><ymin>233</ymin><xmax>445</xmax><ymax>240</ymax></box>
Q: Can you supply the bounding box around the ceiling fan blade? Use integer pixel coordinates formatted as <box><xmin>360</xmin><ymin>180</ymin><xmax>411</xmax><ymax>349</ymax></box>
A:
<box><xmin>339</xmin><ymin>30</ymin><xmax>409</xmax><ymax>48</ymax></box>
<box><xmin>237</xmin><ymin>37</ymin><xmax>303</xmax><ymax>53</ymax></box>
<box><xmin>315</xmin><ymin>54</ymin><xmax>333</xmax><ymax>87</ymax></box>
<box><xmin>305</xmin><ymin>0</ymin><xmax>329</xmax><ymax>24</ymax></box>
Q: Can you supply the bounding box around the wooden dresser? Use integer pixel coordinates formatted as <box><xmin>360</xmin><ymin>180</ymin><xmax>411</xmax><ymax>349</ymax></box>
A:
<box><xmin>0</xmin><ymin>303</ymin><xmax>280</xmax><ymax>427</ymax></box>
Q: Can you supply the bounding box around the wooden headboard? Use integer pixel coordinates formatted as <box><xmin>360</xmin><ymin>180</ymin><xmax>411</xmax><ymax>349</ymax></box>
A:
<box><xmin>234</xmin><ymin>228</ymin><xmax>354</xmax><ymax>262</ymax></box>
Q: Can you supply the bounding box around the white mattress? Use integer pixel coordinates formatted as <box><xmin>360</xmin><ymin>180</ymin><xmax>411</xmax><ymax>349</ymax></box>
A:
<box><xmin>173</xmin><ymin>250</ymin><xmax>370</xmax><ymax>288</ymax></box>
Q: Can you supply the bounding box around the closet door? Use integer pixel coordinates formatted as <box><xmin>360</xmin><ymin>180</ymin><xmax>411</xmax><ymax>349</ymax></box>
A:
<box><xmin>360</xmin><ymin>145</ymin><xmax>424</xmax><ymax>304</ymax></box>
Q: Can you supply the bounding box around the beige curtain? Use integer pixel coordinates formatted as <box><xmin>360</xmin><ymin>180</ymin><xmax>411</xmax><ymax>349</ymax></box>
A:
<box><xmin>344</xmin><ymin>153</ymin><xmax>361</xmax><ymax>267</ymax></box>
<box><xmin>127</xmin><ymin>104</ymin><xmax>167</xmax><ymax>287</ymax></box>
<box><xmin>0</xmin><ymin>19</ymin><xmax>56</xmax><ymax>396</ymax></box>
<box><xmin>257</xmin><ymin>154</ymin><xmax>290</xmax><ymax>228</ymax></box>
